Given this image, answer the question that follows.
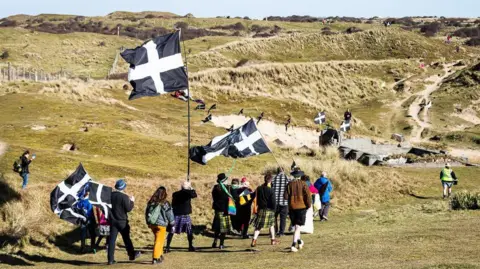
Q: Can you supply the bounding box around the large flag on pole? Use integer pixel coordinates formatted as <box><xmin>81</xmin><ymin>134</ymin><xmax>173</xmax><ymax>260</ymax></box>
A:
<box><xmin>190</xmin><ymin>119</ymin><xmax>271</xmax><ymax>165</ymax></box>
<box><xmin>121</xmin><ymin>31</ymin><xmax>188</xmax><ymax>100</ymax></box>
<box><xmin>50</xmin><ymin>164</ymin><xmax>112</xmax><ymax>225</ymax></box>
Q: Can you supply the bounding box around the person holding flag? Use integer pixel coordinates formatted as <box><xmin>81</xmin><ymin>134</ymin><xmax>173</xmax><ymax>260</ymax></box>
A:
<box><xmin>211</xmin><ymin>173</ymin><xmax>238</xmax><ymax>250</ymax></box>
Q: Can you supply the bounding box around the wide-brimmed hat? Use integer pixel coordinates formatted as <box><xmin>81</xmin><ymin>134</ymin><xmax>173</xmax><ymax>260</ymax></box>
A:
<box><xmin>115</xmin><ymin>179</ymin><xmax>127</xmax><ymax>191</ymax></box>
<box><xmin>217</xmin><ymin>173</ymin><xmax>228</xmax><ymax>183</ymax></box>
<box><xmin>290</xmin><ymin>169</ymin><xmax>305</xmax><ymax>178</ymax></box>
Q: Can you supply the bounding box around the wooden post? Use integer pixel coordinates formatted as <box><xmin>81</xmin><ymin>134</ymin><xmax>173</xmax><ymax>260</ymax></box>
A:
<box><xmin>34</xmin><ymin>70</ymin><xmax>38</xmax><ymax>82</ymax></box>
<box><xmin>117</xmin><ymin>26</ymin><xmax>120</xmax><ymax>37</ymax></box>
<box><xmin>8</xmin><ymin>62</ymin><xmax>11</xmax><ymax>81</ymax></box>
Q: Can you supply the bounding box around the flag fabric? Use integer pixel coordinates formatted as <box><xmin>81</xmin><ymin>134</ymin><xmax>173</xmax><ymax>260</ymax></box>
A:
<box><xmin>190</xmin><ymin>119</ymin><xmax>271</xmax><ymax>165</ymax></box>
<box><xmin>226</xmin><ymin>124</ymin><xmax>234</xmax><ymax>132</ymax></box>
<box><xmin>340</xmin><ymin>120</ymin><xmax>351</xmax><ymax>132</ymax></box>
<box><xmin>202</xmin><ymin>114</ymin><xmax>212</xmax><ymax>123</ymax></box>
<box><xmin>121</xmin><ymin>31</ymin><xmax>188</xmax><ymax>100</ymax></box>
<box><xmin>314</xmin><ymin>112</ymin><xmax>326</xmax><ymax>124</ymax></box>
<box><xmin>195</xmin><ymin>103</ymin><xmax>206</xmax><ymax>110</ymax></box>
<box><xmin>238</xmin><ymin>108</ymin><xmax>244</xmax><ymax>115</ymax></box>
<box><xmin>50</xmin><ymin>164</ymin><xmax>112</xmax><ymax>225</ymax></box>
<box><xmin>208</xmin><ymin>104</ymin><xmax>217</xmax><ymax>114</ymax></box>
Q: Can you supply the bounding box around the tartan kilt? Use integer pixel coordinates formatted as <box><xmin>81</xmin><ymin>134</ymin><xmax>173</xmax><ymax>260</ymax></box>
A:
<box><xmin>212</xmin><ymin>211</ymin><xmax>231</xmax><ymax>234</ymax></box>
<box><xmin>174</xmin><ymin>215</ymin><xmax>192</xmax><ymax>234</ymax></box>
<box><xmin>251</xmin><ymin>209</ymin><xmax>275</xmax><ymax>230</ymax></box>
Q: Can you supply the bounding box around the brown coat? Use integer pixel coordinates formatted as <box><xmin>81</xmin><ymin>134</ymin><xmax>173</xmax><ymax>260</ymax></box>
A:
<box><xmin>284</xmin><ymin>179</ymin><xmax>311</xmax><ymax>210</ymax></box>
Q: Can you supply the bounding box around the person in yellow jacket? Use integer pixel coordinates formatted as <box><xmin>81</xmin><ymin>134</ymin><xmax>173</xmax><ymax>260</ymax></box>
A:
<box><xmin>440</xmin><ymin>163</ymin><xmax>458</xmax><ymax>199</ymax></box>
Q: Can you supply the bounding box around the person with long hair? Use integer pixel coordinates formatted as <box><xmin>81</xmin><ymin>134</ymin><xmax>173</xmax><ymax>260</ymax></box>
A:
<box><xmin>146</xmin><ymin>186</ymin><xmax>175</xmax><ymax>265</ymax></box>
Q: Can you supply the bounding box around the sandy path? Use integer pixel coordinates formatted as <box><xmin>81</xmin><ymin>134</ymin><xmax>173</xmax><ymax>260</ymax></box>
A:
<box><xmin>449</xmin><ymin>148</ymin><xmax>480</xmax><ymax>164</ymax></box>
<box><xmin>408</xmin><ymin>63</ymin><xmax>455</xmax><ymax>142</ymax></box>
<box><xmin>211</xmin><ymin>115</ymin><xmax>319</xmax><ymax>149</ymax></box>
<box><xmin>0</xmin><ymin>140</ymin><xmax>7</xmax><ymax>157</ymax></box>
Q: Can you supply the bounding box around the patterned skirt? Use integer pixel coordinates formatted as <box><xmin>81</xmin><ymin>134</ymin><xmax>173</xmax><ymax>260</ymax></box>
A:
<box><xmin>212</xmin><ymin>211</ymin><xmax>231</xmax><ymax>234</ymax></box>
<box><xmin>251</xmin><ymin>209</ymin><xmax>275</xmax><ymax>230</ymax></box>
<box><xmin>174</xmin><ymin>215</ymin><xmax>192</xmax><ymax>234</ymax></box>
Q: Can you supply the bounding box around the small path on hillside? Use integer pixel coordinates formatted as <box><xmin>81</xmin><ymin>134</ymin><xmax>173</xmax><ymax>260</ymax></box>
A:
<box><xmin>408</xmin><ymin>63</ymin><xmax>455</xmax><ymax>142</ymax></box>
<box><xmin>0</xmin><ymin>140</ymin><xmax>7</xmax><ymax>157</ymax></box>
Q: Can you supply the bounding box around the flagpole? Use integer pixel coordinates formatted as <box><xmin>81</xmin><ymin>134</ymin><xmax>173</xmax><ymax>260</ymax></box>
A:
<box><xmin>253</xmin><ymin>118</ymin><xmax>285</xmax><ymax>172</ymax></box>
<box><xmin>180</xmin><ymin>29</ymin><xmax>191</xmax><ymax>182</ymax></box>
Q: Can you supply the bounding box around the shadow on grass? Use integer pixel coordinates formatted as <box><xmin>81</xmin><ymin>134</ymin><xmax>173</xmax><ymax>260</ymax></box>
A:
<box><xmin>52</xmin><ymin>226</ymin><xmax>87</xmax><ymax>255</ymax></box>
<box><xmin>15</xmin><ymin>251</ymin><xmax>100</xmax><ymax>266</ymax></box>
<box><xmin>0</xmin><ymin>173</ymin><xmax>22</xmax><ymax>207</ymax></box>
<box><xmin>408</xmin><ymin>193</ymin><xmax>438</xmax><ymax>200</ymax></box>
<box><xmin>0</xmin><ymin>254</ymin><xmax>34</xmax><ymax>266</ymax></box>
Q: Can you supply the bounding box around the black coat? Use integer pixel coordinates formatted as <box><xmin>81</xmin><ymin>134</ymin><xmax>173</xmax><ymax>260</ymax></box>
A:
<box><xmin>21</xmin><ymin>155</ymin><xmax>31</xmax><ymax>174</ymax></box>
<box><xmin>172</xmin><ymin>189</ymin><xmax>197</xmax><ymax>216</ymax></box>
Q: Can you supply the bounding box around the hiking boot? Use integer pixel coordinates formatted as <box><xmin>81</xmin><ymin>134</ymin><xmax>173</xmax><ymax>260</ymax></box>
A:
<box><xmin>251</xmin><ymin>239</ymin><xmax>257</xmax><ymax>247</ymax></box>
<box><xmin>271</xmin><ymin>239</ymin><xmax>280</xmax><ymax>245</ymax></box>
<box><xmin>212</xmin><ymin>242</ymin><xmax>217</xmax><ymax>248</ymax></box>
<box><xmin>107</xmin><ymin>260</ymin><xmax>117</xmax><ymax>265</ymax></box>
<box><xmin>298</xmin><ymin>240</ymin><xmax>304</xmax><ymax>250</ymax></box>
<box><xmin>152</xmin><ymin>258</ymin><xmax>163</xmax><ymax>265</ymax></box>
<box><xmin>129</xmin><ymin>251</ymin><xmax>141</xmax><ymax>261</ymax></box>
<box><xmin>290</xmin><ymin>246</ymin><xmax>298</xmax><ymax>252</ymax></box>
<box><xmin>219</xmin><ymin>245</ymin><xmax>225</xmax><ymax>250</ymax></box>
<box><xmin>276</xmin><ymin>233</ymin><xmax>285</xmax><ymax>237</ymax></box>
<box><xmin>242</xmin><ymin>235</ymin><xmax>251</xmax><ymax>239</ymax></box>
<box><xmin>164</xmin><ymin>247</ymin><xmax>171</xmax><ymax>254</ymax></box>
<box><xmin>188</xmin><ymin>246</ymin><xmax>196</xmax><ymax>252</ymax></box>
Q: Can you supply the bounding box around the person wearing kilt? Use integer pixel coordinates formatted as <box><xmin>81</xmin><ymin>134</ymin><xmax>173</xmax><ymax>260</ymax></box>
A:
<box><xmin>251</xmin><ymin>173</ymin><xmax>280</xmax><ymax>247</ymax></box>
<box><xmin>165</xmin><ymin>181</ymin><xmax>198</xmax><ymax>253</ymax></box>
<box><xmin>211</xmin><ymin>173</ymin><xmax>237</xmax><ymax>250</ymax></box>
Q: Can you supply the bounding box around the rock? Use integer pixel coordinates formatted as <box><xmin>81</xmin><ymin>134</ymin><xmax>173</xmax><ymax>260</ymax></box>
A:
<box><xmin>31</xmin><ymin>125</ymin><xmax>46</xmax><ymax>131</ymax></box>
<box><xmin>62</xmin><ymin>143</ymin><xmax>77</xmax><ymax>151</ymax></box>
<box><xmin>273</xmin><ymin>139</ymin><xmax>285</xmax><ymax>146</ymax></box>
<box><xmin>430</xmin><ymin>135</ymin><xmax>442</xmax><ymax>141</ymax></box>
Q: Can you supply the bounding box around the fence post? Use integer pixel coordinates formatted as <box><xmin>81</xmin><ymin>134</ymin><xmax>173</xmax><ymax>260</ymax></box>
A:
<box><xmin>34</xmin><ymin>70</ymin><xmax>38</xmax><ymax>82</ymax></box>
<box><xmin>8</xmin><ymin>62</ymin><xmax>11</xmax><ymax>81</ymax></box>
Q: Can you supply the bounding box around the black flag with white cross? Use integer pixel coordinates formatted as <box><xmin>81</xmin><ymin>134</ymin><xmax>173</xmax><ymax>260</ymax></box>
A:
<box><xmin>121</xmin><ymin>31</ymin><xmax>188</xmax><ymax>100</ymax></box>
<box><xmin>314</xmin><ymin>112</ymin><xmax>326</xmax><ymax>124</ymax></box>
<box><xmin>340</xmin><ymin>120</ymin><xmax>351</xmax><ymax>132</ymax></box>
<box><xmin>190</xmin><ymin>119</ymin><xmax>271</xmax><ymax>165</ymax></box>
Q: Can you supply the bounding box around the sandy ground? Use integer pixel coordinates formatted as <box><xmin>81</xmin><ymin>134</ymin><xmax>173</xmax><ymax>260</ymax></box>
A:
<box><xmin>449</xmin><ymin>148</ymin><xmax>480</xmax><ymax>164</ymax></box>
<box><xmin>451</xmin><ymin>108</ymin><xmax>480</xmax><ymax>125</ymax></box>
<box><xmin>0</xmin><ymin>140</ymin><xmax>7</xmax><ymax>157</ymax></box>
<box><xmin>211</xmin><ymin>115</ymin><xmax>319</xmax><ymax>149</ymax></box>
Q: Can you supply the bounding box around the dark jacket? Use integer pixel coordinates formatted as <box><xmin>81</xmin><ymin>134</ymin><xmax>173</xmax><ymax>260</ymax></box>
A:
<box><xmin>110</xmin><ymin>191</ymin><xmax>134</xmax><ymax>222</ymax></box>
<box><xmin>21</xmin><ymin>155</ymin><xmax>31</xmax><ymax>174</ymax></box>
<box><xmin>212</xmin><ymin>184</ymin><xmax>238</xmax><ymax>214</ymax></box>
<box><xmin>344</xmin><ymin>111</ymin><xmax>352</xmax><ymax>121</ymax></box>
<box><xmin>172</xmin><ymin>189</ymin><xmax>197</xmax><ymax>216</ymax></box>
<box><xmin>256</xmin><ymin>184</ymin><xmax>276</xmax><ymax>211</ymax></box>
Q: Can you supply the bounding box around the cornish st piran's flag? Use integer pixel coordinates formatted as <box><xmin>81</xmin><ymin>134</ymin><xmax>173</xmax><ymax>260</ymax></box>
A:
<box><xmin>340</xmin><ymin>120</ymin><xmax>351</xmax><ymax>132</ymax></box>
<box><xmin>50</xmin><ymin>164</ymin><xmax>112</xmax><ymax>225</ymax></box>
<box><xmin>121</xmin><ymin>31</ymin><xmax>188</xmax><ymax>100</ymax></box>
<box><xmin>314</xmin><ymin>112</ymin><xmax>326</xmax><ymax>124</ymax></box>
<box><xmin>190</xmin><ymin>119</ymin><xmax>271</xmax><ymax>165</ymax></box>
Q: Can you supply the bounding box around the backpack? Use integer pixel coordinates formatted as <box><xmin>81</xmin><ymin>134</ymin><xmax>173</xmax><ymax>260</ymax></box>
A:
<box><xmin>13</xmin><ymin>157</ymin><xmax>22</xmax><ymax>173</ymax></box>
<box><xmin>146</xmin><ymin>203</ymin><xmax>161</xmax><ymax>225</ymax></box>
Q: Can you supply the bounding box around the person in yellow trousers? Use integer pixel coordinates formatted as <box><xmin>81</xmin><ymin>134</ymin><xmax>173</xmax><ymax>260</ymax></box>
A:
<box><xmin>145</xmin><ymin>186</ymin><xmax>175</xmax><ymax>265</ymax></box>
<box><xmin>440</xmin><ymin>163</ymin><xmax>458</xmax><ymax>199</ymax></box>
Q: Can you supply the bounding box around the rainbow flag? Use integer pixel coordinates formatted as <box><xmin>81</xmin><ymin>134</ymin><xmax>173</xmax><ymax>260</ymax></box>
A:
<box><xmin>228</xmin><ymin>197</ymin><xmax>236</xmax><ymax>215</ymax></box>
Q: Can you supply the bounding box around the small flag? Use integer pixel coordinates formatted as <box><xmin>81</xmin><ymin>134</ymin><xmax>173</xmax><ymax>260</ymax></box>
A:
<box><xmin>340</xmin><ymin>120</ymin><xmax>351</xmax><ymax>132</ymax></box>
<box><xmin>202</xmin><ymin>114</ymin><xmax>212</xmax><ymax>123</ymax></box>
<box><xmin>291</xmin><ymin>161</ymin><xmax>297</xmax><ymax>171</ymax></box>
<box><xmin>208</xmin><ymin>104</ymin><xmax>217</xmax><ymax>114</ymax></box>
<box><xmin>257</xmin><ymin>112</ymin><xmax>264</xmax><ymax>125</ymax></box>
<box><xmin>238</xmin><ymin>108</ymin><xmax>244</xmax><ymax>115</ymax></box>
<box><xmin>121</xmin><ymin>31</ymin><xmax>188</xmax><ymax>100</ymax></box>
<box><xmin>314</xmin><ymin>112</ymin><xmax>326</xmax><ymax>124</ymax></box>
<box><xmin>226</xmin><ymin>124</ymin><xmax>234</xmax><ymax>132</ymax></box>
<box><xmin>190</xmin><ymin>119</ymin><xmax>271</xmax><ymax>165</ymax></box>
<box><xmin>195</xmin><ymin>103</ymin><xmax>206</xmax><ymax>110</ymax></box>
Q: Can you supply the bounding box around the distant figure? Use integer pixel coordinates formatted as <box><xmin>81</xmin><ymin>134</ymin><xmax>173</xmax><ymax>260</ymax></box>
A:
<box><xmin>211</xmin><ymin>173</ymin><xmax>238</xmax><ymax>249</ymax></box>
<box><xmin>251</xmin><ymin>173</ymin><xmax>279</xmax><ymax>247</ymax></box>
<box><xmin>446</xmin><ymin>34</ymin><xmax>452</xmax><ymax>43</ymax></box>
<box><xmin>440</xmin><ymin>163</ymin><xmax>458</xmax><ymax>199</ymax></box>
<box><xmin>93</xmin><ymin>206</ymin><xmax>110</xmax><ymax>252</ymax></box>
<box><xmin>285</xmin><ymin>169</ymin><xmax>311</xmax><ymax>252</ymax></box>
<box><xmin>285</xmin><ymin>116</ymin><xmax>291</xmax><ymax>132</ymax></box>
<box><xmin>272</xmin><ymin>168</ymin><xmax>291</xmax><ymax>237</ymax></box>
<box><xmin>314</xmin><ymin>171</ymin><xmax>334</xmax><ymax>221</ymax></box>
<box><xmin>344</xmin><ymin>109</ymin><xmax>352</xmax><ymax>122</ymax></box>
<box><xmin>165</xmin><ymin>181</ymin><xmax>197</xmax><ymax>253</ymax></box>
<box><xmin>257</xmin><ymin>112</ymin><xmax>265</xmax><ymax>125</ymax></box>
<box><xmin>146</xmin><ymin>186</ymin><xmax>175</xmax><ymax>265</ymax></box>
<box><xmin>19</xmin><ymin>150</ymin><xmax>35</xmax><ymax>189</ymax></box>
<box><xmin>456</xmin><ymin>46</ymin><xmax>460</xmax><ymax>53</ymax></box>
<box><xmin>108</xmin><ymin>180</ymin><xmax>141</xmax><ymax>265</ymax></box>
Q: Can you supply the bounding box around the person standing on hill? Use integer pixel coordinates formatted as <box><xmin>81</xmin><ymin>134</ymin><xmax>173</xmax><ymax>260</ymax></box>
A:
<box><xmin>344</xmin><ymin>109</ymin><xmax>352</xmax><ymax>122</ymax></box>
<box><xmin>440</xmin><ymin>163</ymin><xmax>458</xmax><ymax>199</ymax></box>
<box><xmin>211</xmin><ymin>173</ymin><xmax>238</xmax><ymax>250</ymax></box>
<box><xmin>314</xmin><ymin>172</ymin><xmax>333</xmax><ymax>221</ymax></box>
<box><xmin>251</xmin><ymin>173</ymin><xmax>279</xmax><ymax>247</ymax></box>
<box><xmin>146</xmin><ymin>186</ymin><xmax>175</xmax><ymax>265</ymax></box>
<box><xmin>285</xmin><ymin>169</ymin><xmax>311</xmax><ymax>252</ymax></box>
<box><xmin>19</xmin><ymin>150</ymin><xmax>35</xmax><ymax>189</ymax></box>
<box><xmin>165</xmin><ymin>181</ymin><xmax>197</xmax><ymax>253</ymax></box>
<box><xmin>107</xmin><ymin>179</ymin><xmax>141</xmax><ymax>265</ymax></box>
<box><xmin>272</xmin><ymin>168</ymin><xmax>291</xmax><ymax>237</ymax></box>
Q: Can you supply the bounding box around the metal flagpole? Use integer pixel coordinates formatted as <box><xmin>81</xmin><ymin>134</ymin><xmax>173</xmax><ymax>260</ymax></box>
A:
<box><xmin>180</xmin><ymin>29</ymin><xmax>192</xmax><ymax>181</ymax></box>
<box><xmin>253</xmin><ymin>118</ymin><xmax>285</xmax><ymax>172</ymax></box>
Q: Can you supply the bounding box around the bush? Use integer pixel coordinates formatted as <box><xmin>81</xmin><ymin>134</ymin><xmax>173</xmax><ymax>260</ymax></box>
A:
<box><xmin>451</xmin><ymin>191</ymin><xmax>480</xmax><ymax>210</ymax></box>
<box><xmin>243</xmin><ymin>16</ymin><xmax>251</xmax><ymax>20</ymax></box>
<box><xmin>0</xmin><ymin>20</ymin><xmax>17</xmax><ymax>27</ymax></box>
<box><xmin>174</xmin><ymin>21</ymin><xmax>189</xmax><ymax>30</ymax></box>
<box><xmin>212</xmin><ymin>22</ymin><xmax>246</xmax><ymax>31</ymax></box>
<box><xmin>98</xmin><ymin>41</ymin><xmax>106</xmax><ymax>47</ymax></box>
<box><xmin>0</xmin><ymin>50</ymin><xmax>9</xmax><ymax>59</ymax></box>
<box><xmin>466</xmin><ymin>37</ymin><xmax>480</xmax><ymax>46</ymax></box>
<box><xmin>251</xmin><ymin>24</ymin><xmax>270</xmax><ymax>33</ymax></box>
<box><xmin>145</xmin><ymin>14</ymin><xmax>156</xmax><ymax>19</ymax></box>
<box><xmin>420</xmin><ymin>22</ymin><xmax>442</xmax><ymax>36</ymax></box>
<box><xmin>453</xmin><ymin>27</ymin><xmax>480</xmax><ymax>38</ymax></box>
<box><xmin>345</xmin><ymin>27</ymin><xmax>363</xmax><ymax>34</ymax></box>
<box><xmin>235</xmin><ymin>59</ymin><xmax>249</xmax><ymax>67</ymax></box>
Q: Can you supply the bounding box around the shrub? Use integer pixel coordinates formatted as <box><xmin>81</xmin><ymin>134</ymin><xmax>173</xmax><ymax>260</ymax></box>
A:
<box><xmin>253</xmin><ymin>32</ymin><xmax>275</xmax><ymax>38</ymax></box>
<box><xmin>251</xmin><ymin>24</ymin><xmax>270</xmax><ymax>33</ymax></box>
<box><xmin>451</xmin><ymin>191</ymin><xmax>480</xmax><ymax>210</ymax></box>
<box><xmin>145</xmin><ymin>14</ymin><xmax>156</xmax><ymax>19</ymax></box>
<box><xmin>174</xmin><ymin>21</ymin><xmax>189</xmax><ymax>30</ymax></box>
<box><xmin>0</xmin><ymin>50</ymin><xmax>9</xmax><ymax>59</ymax></box>
<box><xmin>212</xmin><ymin>22</ymin><xmax>246</xmax><ymax>31</ymax></box>
<box><xmin>345</xmin><ymin>27</ymin><xmax>363</xmax><ymax>34</ymax></box>
<box><xmin>453</xmin><ymin>27</ymin><xmax>480</xmax><ymax>38</ymax></box>
<box><xmin>235</xmin><ymin>58</ymin><xmax>249</xmax><ymax>67</ymax></box>
<box><xmin>98</xmin><ymin>41</ymin><xmax>106</xmax><ymax>47</ymax></box>
<box><xmin>466</xmin><ymin>37</ymin><xmax>480</xmax><ymax>46</ymax></box>
<box><xmin>243</xmin><ymin>16</ymin><xmax>251</xmax><ymax>20</ymax></box>
<box><xmin>0</xmin><ymin>20</ymin><xmax>17</xmax><ymax>27</ymax></box>
<box><xmin>420</xmin><ymin>22</ymin><xmax>442</xmax><ymax>36</ymax></box>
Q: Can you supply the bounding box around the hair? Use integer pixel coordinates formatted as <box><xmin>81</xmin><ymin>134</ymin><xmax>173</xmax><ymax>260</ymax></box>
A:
<box><xmin>301</xmin><ymin>175</ymin><xmax>310</xmax><ymax>182</ymax></box>
<box><xmin>231</xmin><ymin>178</ymin><xmax>240</xmax><ymax>185</ymax></box>
<box><xmin>149</xmin><ymin>186</ymin><xmax>168</xmax><ymax>205</ymax></box>
<box><xmin>276</xmin><ymin>167</ymin><xmax>283</xmax><ymax>174</ymax></box>
<box><xmin>23</xmin><ymin>150</ymin><xmax>30</xmax><ymax>156</ymax></box>
<box><xmin>264</xmin><ymin>173</ymin><xmax>273</xmax><ymax>183</ymax></box>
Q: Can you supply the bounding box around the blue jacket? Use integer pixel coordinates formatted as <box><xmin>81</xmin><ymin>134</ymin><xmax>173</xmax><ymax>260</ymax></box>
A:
<box><xmin>314</xmin><ymin>177</ymin><xmax>333</xmax><ymax>203</ymax></box>
<box><xmin>76</xmin><ymin>198</ymin><xmax>93</xmax><ymax>219</ymax></box>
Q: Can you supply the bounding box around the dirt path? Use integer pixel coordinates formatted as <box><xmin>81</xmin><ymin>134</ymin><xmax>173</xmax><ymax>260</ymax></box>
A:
<box><xmin>408</xmin><ymin>63</ymin><xmax>455</xmax><ymax>142</ymax></box>
<box><xmin>0</xmin><ymin>140</ymin><xmax>7</xmax><ymax>157</ymax></box>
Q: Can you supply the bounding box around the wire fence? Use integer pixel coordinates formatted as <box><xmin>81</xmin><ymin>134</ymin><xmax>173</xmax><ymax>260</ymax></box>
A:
<box><xmin>0</xmin><ymin>62</ymin><xmax>70</xmax><ymax>82</ymax></box>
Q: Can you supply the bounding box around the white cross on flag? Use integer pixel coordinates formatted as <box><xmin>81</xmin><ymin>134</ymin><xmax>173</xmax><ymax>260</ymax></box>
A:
<box><xmin>340</xmin><ymin>120</ymin><xmax>351</xmax><ymax>132</ymax></box>
<box><xmin>314</xmin><ymin>111</ymin><xmax>326</xmax><ymax>124</ymax></box>
<box><xmin>190</xmin><ymin>119</ymin><xmax>271</xmax><ymax>165</ymax></box>
<box><xmin>121</xmin><ymin>31</ymin><xmax>188</xmax><ymax>100</ymax></box>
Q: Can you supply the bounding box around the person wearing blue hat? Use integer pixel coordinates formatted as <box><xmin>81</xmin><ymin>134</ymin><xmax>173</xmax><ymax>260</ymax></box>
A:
<box><xmin>107</xmin><ymin>179</ymin><xmax>141</xmax><ymax>265</ymax></box>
